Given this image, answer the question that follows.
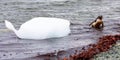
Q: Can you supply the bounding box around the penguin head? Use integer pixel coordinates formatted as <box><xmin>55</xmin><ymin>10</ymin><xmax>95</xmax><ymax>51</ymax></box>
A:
<box><xmin>97</xmin><ymin>15</ymin><xmax>103</xmax><ymax>20</ymax></box>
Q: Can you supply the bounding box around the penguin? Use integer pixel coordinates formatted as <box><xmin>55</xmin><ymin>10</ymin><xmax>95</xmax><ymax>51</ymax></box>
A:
<box><xmin>89</xmin><ymin>15</ymin><xmax>104</xmax><ymax>29</ymax></box>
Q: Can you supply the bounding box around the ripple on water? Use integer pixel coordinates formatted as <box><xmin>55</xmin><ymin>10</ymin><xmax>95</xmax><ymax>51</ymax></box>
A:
<box><xmin>0</xmin><ymin>0</ymin><xmax>120</xmax><ymax>60</ymax></box>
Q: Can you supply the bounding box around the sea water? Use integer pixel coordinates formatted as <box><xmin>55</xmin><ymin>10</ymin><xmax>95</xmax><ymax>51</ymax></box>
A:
<box><xmin>0</xmin><ymin>0</ymin><xmax>120</xmax><ymax>59</ymax></box>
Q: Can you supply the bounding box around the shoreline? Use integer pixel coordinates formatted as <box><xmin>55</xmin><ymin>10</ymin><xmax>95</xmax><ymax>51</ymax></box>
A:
<box><xmin>62</xmin><ymin>34</ymin><xmax>120</xmax><ymax>60</ymax></box>
<box><xmin>94</xmin><ymin>40</ymin><xmax>120</xmax><ymax>60</ymax></box>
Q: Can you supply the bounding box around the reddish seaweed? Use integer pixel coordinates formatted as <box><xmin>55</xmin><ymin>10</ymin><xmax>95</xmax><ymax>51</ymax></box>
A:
<box><xmin>63</xmin><ymin>34</ymin><xmax>120</xmax><ymax>60</ymax></box>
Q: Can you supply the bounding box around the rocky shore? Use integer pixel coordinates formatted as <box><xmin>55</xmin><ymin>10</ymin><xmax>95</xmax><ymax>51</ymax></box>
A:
<box><xmin>94</xmin><ymin>40</ymin><xmax>120</xmax><ymax>60</ymax></box>
<box><xmin>63</xmin><ymin>34</ymin><xmax>120</xmax><ymax>60</ymax></box>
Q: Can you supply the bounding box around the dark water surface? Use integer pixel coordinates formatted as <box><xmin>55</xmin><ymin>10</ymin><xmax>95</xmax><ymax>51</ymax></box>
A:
<box><xmin>0</xmin><ymin>0</ymin><xmax>120</xmax><ymax>60</ymax></box>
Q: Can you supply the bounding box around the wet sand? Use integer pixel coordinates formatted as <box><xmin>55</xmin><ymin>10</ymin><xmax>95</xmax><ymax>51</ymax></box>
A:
<box><xmin>0</xmin><ymin>0</ymin><xmax>120</xmax><ymax>60</ymax></box>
